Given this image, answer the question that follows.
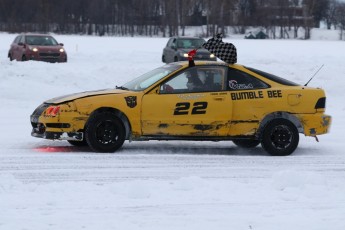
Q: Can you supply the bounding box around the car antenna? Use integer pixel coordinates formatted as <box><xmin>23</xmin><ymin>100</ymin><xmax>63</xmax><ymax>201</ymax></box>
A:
<box><xmin>304</xmin><ymin>64</ymin><xmax>324</xmax><ymax>86</ymax></box>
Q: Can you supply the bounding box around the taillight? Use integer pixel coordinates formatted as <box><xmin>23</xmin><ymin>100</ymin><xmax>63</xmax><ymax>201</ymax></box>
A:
<box><xmin>315</xmin><ymin>97</ymin><xmax>326</xmax><ymax>109</ymax></box>
<box><xmin>45</xmin><ymin>106</ymin><xmax>60</xmax><ymax>117</ymax></box>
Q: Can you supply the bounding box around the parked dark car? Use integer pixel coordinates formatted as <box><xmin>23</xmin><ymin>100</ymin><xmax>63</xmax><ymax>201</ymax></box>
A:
<box><xmin>162</xmin><ymin>36</ymin><xmax>217</xmax><ymax>63</ymax></box>
<box><xmin>8</xmin><ymin>33</ymin><xmax>67</xmax><ymax>63</ymax></box>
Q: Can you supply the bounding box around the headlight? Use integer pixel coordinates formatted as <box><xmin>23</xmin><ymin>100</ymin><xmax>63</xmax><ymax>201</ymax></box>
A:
<box><xmin>45</xmin><ymin>106</ymin><xmax>60</xmax><ymax>117</ymax></box>
<box><xmin>179</xmin><ymin>52</ymin><xmax>188</xmax><ymax>57</ymax></box>
<box><xmin>44</xmin><ymin>102</ymin><xmax>76</xmax><ymax>117</ymax></box>
<box><xmin>29</xmin><ymin>46</ymin><xmax>38</xmax><ymax>52</ymax></box>
<box><xmin>59</xmin><ymin>48</ymin><xmax>65</xmax><ymax>53</ymax></box>
<box><xmin>210</xmin><ymin>54</ymin><xmax>215</xmax><ymax>58</ymax></box>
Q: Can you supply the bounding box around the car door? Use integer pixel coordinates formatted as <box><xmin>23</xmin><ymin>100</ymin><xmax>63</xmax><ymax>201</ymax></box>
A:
<box><xmin>163</xmin><ymin>38</ymin><xmax>173</xmax><ymax>63</ymax></box>
<box><xmin>165</xmin><ymin>38</ymin><xmax>177</xmax><ymax>63</ymax></box>
<box><xmin>141</xmin><ymin>65</ymin><xmax>232</xmax><ymax>137</ymax></box>
<box><xmin>11</xmin><ymin>35</ymin><xmax>21</xmax><ymax>60</ymax></box>
<box><xmin>16</xmin><ymin>35</ymin><xmax>26</xmax><ymax>60</ymax></box>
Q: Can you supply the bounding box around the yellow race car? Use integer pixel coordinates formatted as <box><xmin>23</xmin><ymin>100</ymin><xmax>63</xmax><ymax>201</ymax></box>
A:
<box><xmin>30</xmin><ymin>61</ymin><xmax>331</xmax><ymax>156</ymax></box>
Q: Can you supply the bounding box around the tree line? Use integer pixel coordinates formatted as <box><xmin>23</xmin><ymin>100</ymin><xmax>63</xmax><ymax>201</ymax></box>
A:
<box><xmin>0</xmin><ymin>0</ymin><xmax>345</xmax><ymax>39</ymax></box>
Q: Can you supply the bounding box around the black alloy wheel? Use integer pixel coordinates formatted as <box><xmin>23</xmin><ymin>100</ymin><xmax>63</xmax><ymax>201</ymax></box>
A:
<box><xmin>261</xmin><ymin>119</ymin><xmax>299</xmax><ymax>156</ymax></box>
<box><xmin>85</xmin><ymin>112</ymin><xmax>125</xmax><ymax>153</ymax></box>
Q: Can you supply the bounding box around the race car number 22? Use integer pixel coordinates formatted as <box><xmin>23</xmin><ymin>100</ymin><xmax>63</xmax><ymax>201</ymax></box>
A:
<box><xmin>174</xmin><ymin>102</ymin><xmax>208</xmax><ymax>115</ymax></box>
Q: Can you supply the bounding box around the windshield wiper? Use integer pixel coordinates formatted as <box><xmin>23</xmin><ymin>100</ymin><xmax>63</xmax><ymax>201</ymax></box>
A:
<box><xmin>115</xmin><ymin>86</ymin><xmax>129</xmax><ymax>90</ymax></box>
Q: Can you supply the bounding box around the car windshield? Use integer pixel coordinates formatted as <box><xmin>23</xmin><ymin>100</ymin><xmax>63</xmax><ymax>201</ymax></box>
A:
<box><xmin>177</xmin><ymin>38</ymin><xmax>206</xmax><ymax>49</ymax></box>
<box><xmin>121</xmin><ymin>64</ymin><xmax>183</xmax><ymax>91</ymax></box>
<box><xmin>25</xmin><ymin>36</ymin><xmax>59</xmax><ymax>46</ymax></box>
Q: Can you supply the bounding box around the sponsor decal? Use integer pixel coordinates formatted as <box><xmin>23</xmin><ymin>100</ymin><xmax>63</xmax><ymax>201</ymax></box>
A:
<box><xmin>229</xmin><ymin>80</ymin><xmax>253</xmax><ymax>90</ymax></box>
<box><xmin>177</xmin><ymin>94</ymin><xmax>205</xmax><ymax>100</ymax></box>
<box><xmin>124</xmin><ymin>96</ymin><xmax>137</xmax><ymax>108</ymax></box>
<box><xmin>231</xmin><ymin>90</ymin><xmax>282</xmax><ymax>101</ymax></box>
<box><xmin>174</xmin><ymin>102</ymin><xmax>208</xmax><ymax>115</ymax></box>
<box><xmin>231</xmin><ymin>91</ymin><xmax>264</xmax><ymax>100</ymax></box>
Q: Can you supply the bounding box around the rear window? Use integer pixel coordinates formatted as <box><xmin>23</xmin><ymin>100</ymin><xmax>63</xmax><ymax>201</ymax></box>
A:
<box><xmin>245</xmin><ymin>67</ymin><xmax>300</xmax><ymax>86</ymax></box>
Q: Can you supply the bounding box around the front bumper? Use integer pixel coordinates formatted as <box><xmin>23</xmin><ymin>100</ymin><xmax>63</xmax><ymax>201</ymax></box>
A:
<box><xmin>30</xmin><ymin>102</ymin><xmax>86</xmax><ymax>141</ymax></box>
<box><xmin>26</xmin><ymin>51</ymin><xmax>67</xmax><ymax>63</ymax></box>
<box><xmin>31</xmin><ymin>128</ymin><xmax>83</xmax><ymax>141</ymax></box>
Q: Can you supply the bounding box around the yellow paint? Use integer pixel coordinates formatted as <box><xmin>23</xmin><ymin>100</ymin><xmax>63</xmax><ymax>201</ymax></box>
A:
<box><xmin>35</xmin><ymin>62</ymin><xmax>331</xmax><ymax>140</ymax></box>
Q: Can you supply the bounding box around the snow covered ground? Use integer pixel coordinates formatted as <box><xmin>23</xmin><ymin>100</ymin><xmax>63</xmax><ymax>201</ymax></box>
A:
<box><xmin>0</xmin><ymin>32</ymin><xmax>344</xmax><ymax>230</ymax></box>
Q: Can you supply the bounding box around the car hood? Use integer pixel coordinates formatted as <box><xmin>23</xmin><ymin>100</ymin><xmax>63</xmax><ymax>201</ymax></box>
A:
<box><xmin>45</xmin><ymin>89</ymin><xmax>128</xmax><ymax>104</ymax></box>
<box><xmin>32</xmin><ymin>45</ymin><xmax>63</xmax><ymax>49</ymax></box>
<box><xmin>178</xmin><ymin>48</ymin><xmax>211</xmax><ymax>54</ymax></box>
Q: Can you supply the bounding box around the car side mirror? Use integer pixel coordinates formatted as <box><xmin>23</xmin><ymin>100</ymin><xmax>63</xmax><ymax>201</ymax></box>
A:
<box><xmin>59</xmin><ymin>43</ymin><xmax>64</xmax><ymax>46</ymax></box>
<box><xmin>18</xmin><ymin>42</ymin><xmax>24</xmax><ymax>46</ymax></box>
<box><xmin>171</xmin><ymin>44</ymin><xmax>177</xmax><ymax>50</ymax></box>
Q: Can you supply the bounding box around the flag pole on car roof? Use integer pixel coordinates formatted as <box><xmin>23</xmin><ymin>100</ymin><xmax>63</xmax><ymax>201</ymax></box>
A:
<box><xmin>188</xmin><ymin>49</ymin><xmax>197</xmax><ymax>67</ymax></box>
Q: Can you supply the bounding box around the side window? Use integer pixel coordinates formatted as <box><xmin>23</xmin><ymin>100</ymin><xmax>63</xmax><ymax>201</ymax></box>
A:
<box><xmin>171</xmin><ymin>38</ymin><xmax>177</xmax><ymax>48</ymax></box>
<box><xmin>160</xmin><ymin>70</ymin><xmax>189</xmax><ymax>94</ymax></box>
<box><xmin>13</xmin><ymin>36</ymin><xmax>21</xmax><ymax>44</ymax></box>
<box><xmin>166</xmin><ymin>38</ymin><xmax>173</xmax><ymax>47</ymax></box>
<box><xmin>160</xmin><ymin>66</ymin><xmax>227</xmax><ymax>94</ymax></box>
<box><xmin>227</xmin><ymin>68</ymin><xmax>269</xmax><ymax>90</ymax></box>
<box><xmin>19</xmin><ymin>36</ymin><xmax>25</xmax><ymax>43</ymax></box>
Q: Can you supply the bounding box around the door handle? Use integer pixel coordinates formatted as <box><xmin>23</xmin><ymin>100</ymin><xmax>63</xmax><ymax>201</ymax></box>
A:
<box><xmin>213</xmin><ymin>96</ymin><xmax>225</xmax><ymax>101</ymax></box>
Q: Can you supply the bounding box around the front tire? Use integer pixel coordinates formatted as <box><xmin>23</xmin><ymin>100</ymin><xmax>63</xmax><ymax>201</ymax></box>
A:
<box><xmin>261</xmin><ymin>119</ymin><xmax>299</xmax><ymax>156</ymax></box>
<box><xmin>85</xmin><ymin>112</ymin><xmax>125</xmax><ymax>153</ymax></box>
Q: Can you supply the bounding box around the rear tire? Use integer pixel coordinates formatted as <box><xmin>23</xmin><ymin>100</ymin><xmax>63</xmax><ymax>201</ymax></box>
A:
<box><xmin>174</xmin><ymin>56</ymin><xmax>178</xmax><ymax>62</ymax></box>
<box><xmin>233</xmin><ymin>139</ymin><xmax>260</xmax><ymax>148</ymax></box>
<box><xmin>162</xmin><ymin>55</ymin><xmax>166</xmax><ymax>63</ymax></box>
<box><xmin>85</xmin><ymin>112</ymin><xmax>125</xmax><ymax>153</ymax></box>
<box><xmin>261</xmin><ymin>119</ymin><xmax>299</xmax><ymax>156</ymax></box>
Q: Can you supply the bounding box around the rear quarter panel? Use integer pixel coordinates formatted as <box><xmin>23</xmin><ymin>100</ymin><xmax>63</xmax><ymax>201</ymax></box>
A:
<box><xmin>229</xmin><ymin>85</ymin><xmax>327</xmax><ymax>136</ymax></box>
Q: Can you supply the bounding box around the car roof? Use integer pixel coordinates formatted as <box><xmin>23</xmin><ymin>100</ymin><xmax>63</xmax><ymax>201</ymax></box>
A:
<box><xmin>20</xmin><ymin>33</ymin><xmax>53</xmax><ymax>37</ymax></box>
<box><xmin>171</xmin><ymin>36</ymin><xmax>205</xmax><ymax>40</ymax></box>
<box><xmin>170</xmin><ymin>60</ymin><xmax>233</xmax><ymax>68</ymax></box>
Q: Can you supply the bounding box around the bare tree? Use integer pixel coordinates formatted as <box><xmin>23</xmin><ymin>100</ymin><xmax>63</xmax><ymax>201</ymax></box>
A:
<box><xmin>335</xmin><ymin>2</ymin><xmax>345</xmax><ymax>39</ymax></box>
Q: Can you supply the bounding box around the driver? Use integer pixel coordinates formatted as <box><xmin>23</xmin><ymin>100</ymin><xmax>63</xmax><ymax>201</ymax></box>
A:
<box><xmin>186</xmin><ymin>70</ymin><xmax>206</xmax><ymax>91</ymax></box>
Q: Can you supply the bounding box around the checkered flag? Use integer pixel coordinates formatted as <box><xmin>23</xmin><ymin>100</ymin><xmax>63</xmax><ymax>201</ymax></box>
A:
<box><xmin>202</xmin><ymin>33</ymin><xmax>237</xmax><ymax>64</ymax></box>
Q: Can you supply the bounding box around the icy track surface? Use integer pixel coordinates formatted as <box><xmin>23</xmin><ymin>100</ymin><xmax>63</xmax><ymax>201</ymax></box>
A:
<box><xmin>0</xmin><ymin>33</ymin><xmax>345</xmax><ymax>230</ymax></box>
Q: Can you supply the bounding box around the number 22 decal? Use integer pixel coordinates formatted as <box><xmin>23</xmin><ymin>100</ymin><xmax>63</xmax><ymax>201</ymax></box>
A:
<box><xmin>174</xmin><ymin>102</ymin><xmax>208</xmax><ymax>115</ymax></box>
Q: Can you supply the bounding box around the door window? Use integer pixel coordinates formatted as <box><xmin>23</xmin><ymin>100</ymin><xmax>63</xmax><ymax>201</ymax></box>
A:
<box><xmin>166</xmin><ymin>38</ymin><xmax>174</xmax><ymax>47</ymax></box>
<box><xmin>160</xmin><ymin>66</ymin><xmax>227</xmax><ymax>94</ymax></box>
<box><xmin>13</xmin><ymin>36</ymin><xmax>21</xmax><ymax>44</ymax></box>
<box><xmin>19</xmin><ymin>36</ymin><xmax>25</xmax><ymax>43</ymax></box>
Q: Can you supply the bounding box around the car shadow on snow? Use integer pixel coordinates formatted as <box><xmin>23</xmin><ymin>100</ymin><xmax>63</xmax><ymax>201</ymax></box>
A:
<box><xmin>33</xmin><ymin>141</ymin><xmax>268</xmax><ymax>156</ymax></box>
<box><xmin>121</xmin><ymin>144</ymin><xmax>267</xmax><ymax>156</ymax></box>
